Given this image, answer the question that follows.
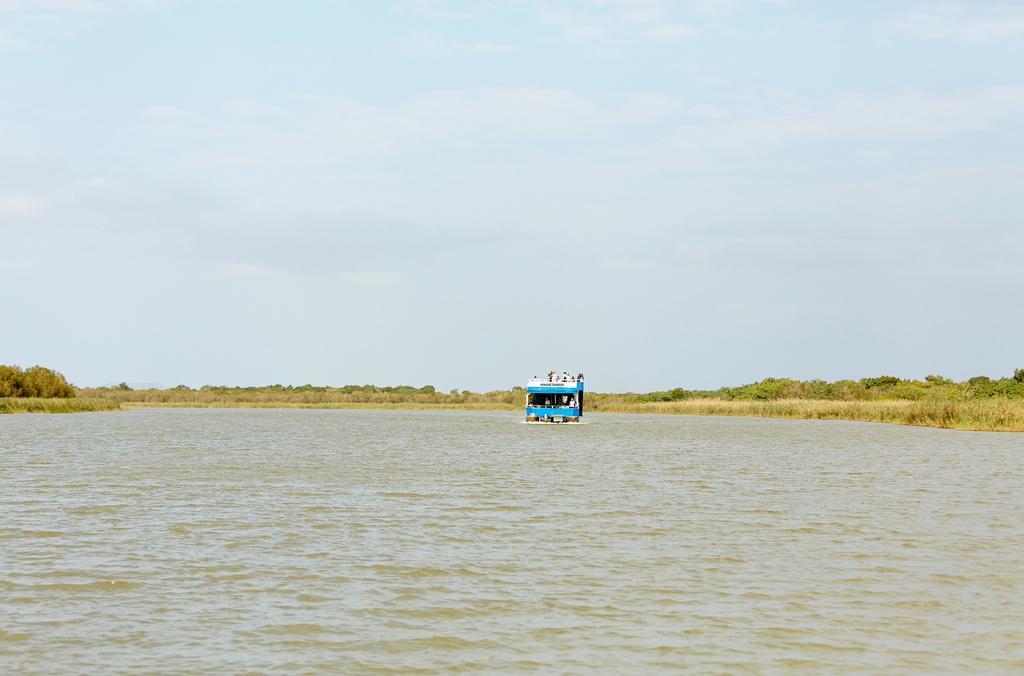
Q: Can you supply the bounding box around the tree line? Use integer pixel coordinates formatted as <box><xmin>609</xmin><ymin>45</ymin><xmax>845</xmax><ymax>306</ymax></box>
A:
<box><xmin>634</xmin><ymin>370</ymin><xmax>1024</xmax><ymax>403</ymax></box>
<box><xmin>12</xmin><ymin>364</ymin><xmax>1024</xmax><ymax>404</ymax></box>
<box><xmin>0</xmin><ymin>365</ymin><xmax>76</xmax><ymax>398</ymax></box>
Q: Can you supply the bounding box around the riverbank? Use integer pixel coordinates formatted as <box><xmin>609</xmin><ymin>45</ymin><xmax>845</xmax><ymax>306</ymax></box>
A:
<box><xmin>110</xmin><ymin>398</ymin><xmax>1024</xmax><ymax>432</ymax></box>
<box><xmin>602</xmin><ymin>398</ymin><xmax>1024</xmax><ymax>432</ymax></box>
<box><xmin>0</xmin><ymin>397</ymin><xmax>121</xmax><ymax>414</ymax></box>
<box><xmin>120</xmin><ymin>401</ymin><xmax>518</xmax><ymax>411</ymax></box>
<box><xmin>10</xmin><ymin>374</ymin><xmax>1024</xmax><ymax>430</ymax></box>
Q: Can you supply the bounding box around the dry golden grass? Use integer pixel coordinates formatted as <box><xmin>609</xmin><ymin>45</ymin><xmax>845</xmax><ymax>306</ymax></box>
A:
<box><xmin>111</xmin><ymin>396</ymin><xmax>1024</xmax><ymax>431</ymax></box>
<box><xmin>56</xmin><ymin>385</ymin><xmax>1024</xmax><ymax>432</ymax></box>
<box><xmin>119</xmin><ymin>401</ymin><xmax>519</xmax><ymax>411</ymax></box>
<box><xmin>593</xmin><ymin>398</ymin><xmax>1024</xmax><ymax>432</ymax></box>
<box><xmin>0</xmin><ymin>397</ymin><xmax>121</xmax><ymax>414</ymax></box>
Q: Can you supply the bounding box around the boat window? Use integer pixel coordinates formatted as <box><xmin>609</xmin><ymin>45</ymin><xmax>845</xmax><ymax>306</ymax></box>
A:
<box><xmin>528</xmin><ymin>393</ymin><xmax>578</xmax><ymax>407</ymax></box>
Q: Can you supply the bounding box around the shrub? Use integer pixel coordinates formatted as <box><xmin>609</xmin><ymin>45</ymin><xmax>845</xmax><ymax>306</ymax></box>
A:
<box><xmin>861</xmin><ymin>375</ymin><xmax>901</xmax><ymax>389</ymax></box>
<box><xmin>0</xmin><ymin>365</ymin><xmax>75</xmax><ymax>398</ymax></box>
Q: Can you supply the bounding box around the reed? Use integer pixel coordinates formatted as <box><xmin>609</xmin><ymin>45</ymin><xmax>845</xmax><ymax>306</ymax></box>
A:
<box><xmin>593</xmin><ymin>398</ymin><xmax>1024</xmax><ymax>432</ymax></box>
<box><xmin>119</xmin><ymin>401</ymin><xmax>519</xmax><ymax>411</ymax></box>
<box><xmin>0</xmin><ymin>397</ymin><xmax>121</xmax><ymax>414</ymax></box>
<box><xmin>74</xmin><ymin>382</ymin><xmax>1024</xmax><ymax>431</ymax></box>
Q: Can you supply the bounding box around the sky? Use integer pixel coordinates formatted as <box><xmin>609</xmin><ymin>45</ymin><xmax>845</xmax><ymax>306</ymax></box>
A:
<box><xmin>1</xmin><ymin>0</ymin><xmax>1023</xmax><ymax>392</ymax></box>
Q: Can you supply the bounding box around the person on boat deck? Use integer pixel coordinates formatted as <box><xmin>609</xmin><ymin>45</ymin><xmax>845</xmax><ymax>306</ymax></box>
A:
<box><xmin>577</xmin><ymin>373</ymin><xmax>584</xmax><ymax>382</ymax></box>
<box><xmin>562</xmin><ymin>371</ymin><xmax>569</xmax><ymax>381</ymax></box>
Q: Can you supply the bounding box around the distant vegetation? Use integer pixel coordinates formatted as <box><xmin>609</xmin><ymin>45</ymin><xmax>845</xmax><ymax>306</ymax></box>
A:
<box><xmin>0</xmin><ymin>364</ymin><xmax>118</xmax><ymax>414</ymax></box>
<box><xmin>79</xmin><ymin>371</ymin><xmax>1024</xmax><ymax>407</ymax></box>
<box><xmin>0</xmin><ymin>365</ymin><xmax>76</xmax><ymax>398</ymax></box>
<box><xmin>73</xmin><ymin>370</ymin><xmax>1024</xmax><ymax>430</ymax></box>
<box><xmin>10</xmin><ymin>364</ymin><xmax>1024</xmax><ymax>429</ymax></box>
<box><xmin>0</xmin><ymin>397</ymin><xmax>120</xmax><ymax>414</ymax></box>
<box><xmin>77</xmin><ymin>383</ymin><xmax>523</xmax><ymax>407</ymax></box>
<box><xmin>594</xmin><ymin>399</ymin><xmax>1024</xmax><ymax>433</ymax></box>
<box><xmin>622</xmin><ymin>370</ymin><xmax>1024</xmax><ymax>404</ymax></box>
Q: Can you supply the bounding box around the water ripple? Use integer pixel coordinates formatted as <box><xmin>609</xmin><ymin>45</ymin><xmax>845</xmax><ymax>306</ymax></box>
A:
<box><xmin>1</xmin><ymin>409</ymin><xmax>1022</xmax><ymax>671</ymax></box>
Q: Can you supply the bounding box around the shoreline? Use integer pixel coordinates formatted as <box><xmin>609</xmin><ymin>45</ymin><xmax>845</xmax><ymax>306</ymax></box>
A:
<box><xmin>112</xmin><ymin>399</ymin><xmax>1024</xmax><ymax>432</ymax></box>
<box><xmin>0</xmin><ymin>398</ymin><xmax>121</xmax><ymax>414</ymax></box>
<box><xmin>6</xmin><ymin>397</ymin><xmax>1024</xmax><ymax>432</ymax></box>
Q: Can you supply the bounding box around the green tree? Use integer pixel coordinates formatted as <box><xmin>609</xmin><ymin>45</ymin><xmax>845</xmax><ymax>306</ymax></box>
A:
<box><xmin>0</xmin><ymin>364</ymin><xmax>75</xmax><ymax>398</ymax></box>
<box><xmin>861</xmin><ymin>375</ymin><xmax>901</xmax><ymax>389</ymax></box>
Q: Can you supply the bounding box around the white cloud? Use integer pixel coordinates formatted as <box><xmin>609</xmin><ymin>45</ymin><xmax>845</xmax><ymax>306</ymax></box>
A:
<box><xmin>0</xmin><ymin>0</ymin><xmax>111</xmax><ymax>11</ymax></box>
<box><xmin>143</xmin><ymin>87</ymin><xmax>686</xmax><ymax>157</ymax></box>
<box><xmin>539</xmin><ymin>2</ymin><xmax>696</xmax><ymax>46</ymax></box>
<box><xmin>644</xmin><ymin>23</ymin><xmax>695</xmax><ymax>41</ymax></box>
<box><xmin>73</xmin><ymin>176</ymin><xmax>108</xmax><ymax>189</ymax></box>
<box><xmin>132</xmin><ymin>85</ymin><xmax>1024</xmax><ymax>189</ymax></box>
<box><xmin>402</xmin><ymin>0</ymin><xmax>475</xmax><ymax>20</ymax></box>
<box><xmin>886</xmin><ymin>2</ymin><xmax>1024</xmax><ymax>43</ymax></box>
<box><xmin>0</xmin><ymin>194</ymin><xmax>46</xmax><ymax>217</ymax></box>
<box><xmin>402</xmin><ymin>31</ymin><xmax>512</xmax><ymax>56</ymax></box>
<box><xmin>0</xmin><ymin>0</ymin><xmax>160</xmax><ymax>48</ymax></box>
<box><xmin>0</xmin><ymin>33</ymin><xmax>30</xmax><ymax>48</ymax></box>
<box><xmin>0</xmin><ymin>0</ymin><xmax>159</xmax><ymax>14</ymax></box>
<box><xmin>662</xmin><ymin>86</ymin><xmax>1024</xmax><ymax>157</ymax></box>
<box><xmin>689</xmin><ymin>0</ymin><xmax>737</xmax><ymax>15</ymax></box>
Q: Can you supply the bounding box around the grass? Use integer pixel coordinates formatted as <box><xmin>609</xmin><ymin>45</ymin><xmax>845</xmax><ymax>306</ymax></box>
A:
<box><xmin>592</xmin><ymin>398</ymin><xmax>1024</xmax><ymax>432</ymax></box>
<box><xmin>105</xmin><ymin>394</ymin><xmax>1024</xmax><ymax>431</ymax></box>
<box><xmin>0</xmin><ymin>397</ymin><xmax>121</xmax><ymax>414</ymax></box>
<box><xmin>11</xmin><ymin>382</ymin><xmax>1024</xmax><ymax>431</ymax></box>
<box><xmin>119</xmin><ymin>401</ymin><xmax>519</xmax><ymax>411</ymax></box>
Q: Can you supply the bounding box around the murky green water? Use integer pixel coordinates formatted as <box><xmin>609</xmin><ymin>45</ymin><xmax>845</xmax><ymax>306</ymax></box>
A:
<box><xmin>1</xmin><ymin>409</ymin><xmax>1022</xmax><ymax>672</ymax></box>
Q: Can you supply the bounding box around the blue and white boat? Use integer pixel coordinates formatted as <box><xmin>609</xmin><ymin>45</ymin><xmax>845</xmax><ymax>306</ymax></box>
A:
<box><xmin>525</xmin><ymin>372</ymin><xmax>584</xmax><ymax>423</ymax></box>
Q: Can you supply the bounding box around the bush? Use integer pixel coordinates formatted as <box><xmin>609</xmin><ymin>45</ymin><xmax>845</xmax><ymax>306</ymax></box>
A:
<box><xmin>861</xmin><ymin>375</ymin><xmax>901</xmax><ymax>389</ymax></box>
<box><xmin>0</xmin><ymin>365</ymin><xmax>75</xmax><ymax>398</ymax></box>
<box><xmin>1014</xmin><ymin>369</ymin><xmax>1024</xmax><ymax>383</ymax></box>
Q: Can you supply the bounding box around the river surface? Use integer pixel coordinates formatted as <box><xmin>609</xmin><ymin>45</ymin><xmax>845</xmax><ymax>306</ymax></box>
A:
<box><xmin>1</xmin><ymin>409</ymin><xmax>1022</xmax><ymax>672</ymax></box>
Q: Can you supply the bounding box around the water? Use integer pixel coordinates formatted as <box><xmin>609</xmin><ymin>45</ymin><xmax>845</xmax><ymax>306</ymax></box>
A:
<box><xmin>1</xmin><ymin>409</ymin><xmax>1021</xmax><ymax>672</ymax></box>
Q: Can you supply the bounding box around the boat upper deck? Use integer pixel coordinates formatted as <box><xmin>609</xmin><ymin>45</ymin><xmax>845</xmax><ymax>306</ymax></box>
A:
<box><xmin>526</xmin><ymin>376</ymin><xmax>584</xmax><ymax>393</ymax></box>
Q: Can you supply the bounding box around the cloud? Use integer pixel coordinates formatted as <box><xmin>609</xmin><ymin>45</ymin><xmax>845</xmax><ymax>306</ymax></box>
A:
<box><xmin>0</xmin><ymin>0</ymin><xmax>159</xmax><ymax>49</ymax></box>
<box><xmin>127</xmin><ymin>85</ymin><xmax>1024</xmax><ymax>216</ymax></box>
<box><xmin>644</xmin><ymin>23</ymin><xmax>695</xmax><ymax>41</ymax></box>
<box><xmin>0</xmin><ymin>32</ymin><xmax>30</xmax><ymax>48</ymax></box>
<box><xmin>402</xmin><ymin>0</ymin><xmax>476</xmax><ymax>20</ymax></box>
<box><xmin>142</xmin><ymin>87</ymin><xmax>686</xmax><ymax>157</ymax></box>
<box><xmin>539</xmin><ymin>2</ymin><xmax>697</xmax><ymax>47</ymax></box>
<box><xmin>886</xmin><ymin>2</ymin><xmax>1024</xmax><ymax>43</ymax></box>
<box><xmin>0</xmin><ymin>0</ymin><xmax>160</xmax><ymax>10</ymax></box>
<box><xmin>0</xmin><ymin>194</ymin><xmax>46</xmax><ymax>218</ymax></box>
<box><xmin>402</xmin><ymin>31</ymin><xmax>512</xmax><ymax>56</ymax></box>
<box><xmin>663</xmin><ymin>86</ymin><xmax>1024</xmax><ymax>159</ymax></box>
<box><xmin>0</xmin><ymin>0</ymin><xmax>119</xmax><ymax>11</ymax></box>
<box><xmin>688</xmin><ymin>0</ymin><xmax>737</xmax><ymax>15</ymax></box>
